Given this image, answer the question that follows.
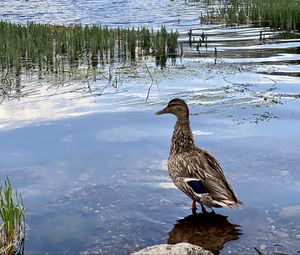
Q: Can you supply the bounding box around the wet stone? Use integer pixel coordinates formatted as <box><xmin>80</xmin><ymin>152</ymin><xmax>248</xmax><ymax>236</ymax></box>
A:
<box><xmin>131</xmin><ymin>243</ymin><xmax>213</xmax><ymax>255</ymax></box>
<box><xmin>276</xmin><ymin>231</ymin><xmax>289</xmax><ymax>239</ymax></box>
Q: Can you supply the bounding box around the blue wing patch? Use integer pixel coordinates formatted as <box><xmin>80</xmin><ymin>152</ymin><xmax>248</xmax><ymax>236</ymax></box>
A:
<box><xmin>186</xmin><ymin>180</ymin><xmax>206</xmax><ymax>194</ymax></box>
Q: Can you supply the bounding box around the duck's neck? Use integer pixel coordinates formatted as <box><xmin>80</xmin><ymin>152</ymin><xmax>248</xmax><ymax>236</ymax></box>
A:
<box><xmin>170</xmin><ymin>119</ymin><xmax>196</xmax><ymax>155</ymax></box>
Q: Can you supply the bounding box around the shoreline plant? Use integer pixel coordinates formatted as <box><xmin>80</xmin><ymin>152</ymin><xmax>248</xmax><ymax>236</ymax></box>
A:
<box><xmin>0</xmin><ymin>177</ymin><xmax>25</xmax><ymax>255</ymax></box>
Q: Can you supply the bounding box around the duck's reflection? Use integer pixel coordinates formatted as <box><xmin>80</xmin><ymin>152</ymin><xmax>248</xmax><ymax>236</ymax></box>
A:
<box><xmin>168</xmin><ymin>212</ymin><xmax>241</xmax><ymax>254</ymax></box>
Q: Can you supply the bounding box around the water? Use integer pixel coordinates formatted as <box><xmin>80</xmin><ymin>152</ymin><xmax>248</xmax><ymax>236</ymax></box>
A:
<box><xmin>0</xmin><ymin>0</ymin><xmax>208</xmax><ymax>30</ymax></box>
<box><xmin>1</xmin><ymin>1</ymin><xmax>300</xmax><ymax>254</ymax></box>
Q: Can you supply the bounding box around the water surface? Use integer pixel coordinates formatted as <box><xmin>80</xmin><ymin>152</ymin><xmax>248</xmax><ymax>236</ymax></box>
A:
<box><xmin>1</xmin><ymin>1</ymin><xmax>300</xmax><ymax>254</ymax></box>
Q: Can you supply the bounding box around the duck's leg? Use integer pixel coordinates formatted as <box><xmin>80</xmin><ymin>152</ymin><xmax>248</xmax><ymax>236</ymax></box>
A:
<box><xmin>191</xmin><ymin>200</ymin><xmax>197</xmax><ymax>215</ymax></box>
<box><xmin>191</xmin><ymin>200</ymin><xmax>197</xmax><ymax>209</ymax></box>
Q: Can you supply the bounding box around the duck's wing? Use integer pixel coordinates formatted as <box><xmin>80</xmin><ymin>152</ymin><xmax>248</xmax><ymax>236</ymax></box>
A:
<box><xmin>178</xmin><ymin>149</ymin><xmax>242</xmax><ymax>207</ymax></box>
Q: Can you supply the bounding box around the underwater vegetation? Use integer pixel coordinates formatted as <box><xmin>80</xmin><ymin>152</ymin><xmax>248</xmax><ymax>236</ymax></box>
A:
<box><xmin>0</xmin><ymin>21</ymin><xmax>178</xmax><ymax>90</ymax></box>
<box><xmin>0</xmin><ymin>177</ymin><xmax>25</xmax><ymax>255</ymax></box>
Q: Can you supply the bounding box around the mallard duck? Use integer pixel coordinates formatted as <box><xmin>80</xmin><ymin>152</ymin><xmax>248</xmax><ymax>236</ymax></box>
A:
<box><xmin>156</xmin><ymin>98</ymin><xmax>242</xmax><ymax>212</ymax></box>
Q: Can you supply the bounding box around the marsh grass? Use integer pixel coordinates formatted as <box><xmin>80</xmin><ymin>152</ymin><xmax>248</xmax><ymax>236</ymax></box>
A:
<box><xmin>0</xmin><ymin>22</ymin><xmax>178</xmax><ymax>98</ymax></box>
<box><xmin>0</xmin><ymin>177</ymin><xmax>25</xmax><ymax>255</ymax></box>
<box><xmin>201</xmin><ymin>0</ymin><xmax>300</xmax><ymax>31</ymax></box>
<box><xmin>0</xmin><ymin>21</ymin><xmax>178</xmax><ymax>90</ymax></box>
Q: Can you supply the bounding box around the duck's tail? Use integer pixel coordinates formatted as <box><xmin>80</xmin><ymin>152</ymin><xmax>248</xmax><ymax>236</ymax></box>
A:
<box><xmin>214</xmin><ymin>198</ymin><xmax>243</xmax><ymax>208</ymax></box>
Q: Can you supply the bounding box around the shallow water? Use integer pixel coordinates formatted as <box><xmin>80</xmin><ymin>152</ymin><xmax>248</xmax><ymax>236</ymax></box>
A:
<box><xmin>1</xmin><ymin>105</ymin><xmax>300</xmax><ymax>254</ymax></box>
<box><xmin>1</xmin><ymin>1</ymin><xmax>300</xmax><ymax>254</ymax></box>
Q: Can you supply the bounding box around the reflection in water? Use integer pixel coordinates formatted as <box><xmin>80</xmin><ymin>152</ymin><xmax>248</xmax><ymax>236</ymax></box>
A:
<box><xmin>168</xmin><ymin>212</ymin><xmax>241</xmax><ymax>254</ymax></box>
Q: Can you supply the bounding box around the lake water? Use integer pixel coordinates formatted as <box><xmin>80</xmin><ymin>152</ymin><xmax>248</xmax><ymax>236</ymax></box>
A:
<box><xmin>1</xmin><ymin>1</ymin><xmax>300</xmax><ymax>254</ymax></box>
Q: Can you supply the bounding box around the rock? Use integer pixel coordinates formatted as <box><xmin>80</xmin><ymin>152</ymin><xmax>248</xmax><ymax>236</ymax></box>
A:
<box><xmin>259</xmin><ymin>244</ymin><xmax>267</xmax><ymax>250</ymax></box>
<box><xmin>276</xmin><ymin>231</ymin><xmax>289</xmax><ymax>239</ymax></box>
<box><xmin>131</xmin><ymin>243</ymin><xmax>213</xmax><ymax>255</ymax></box>
<box><xmin>279</xmin><ymin>205</ymin><xmax>300</xmax><ymax>219</ymax></box>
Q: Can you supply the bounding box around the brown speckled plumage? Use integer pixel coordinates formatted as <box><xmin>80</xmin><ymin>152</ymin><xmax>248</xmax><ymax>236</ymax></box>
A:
<box><xmin>156</xmin><ymin>98</ymin><xmax>242</xmax><ymax>210</ymax></box>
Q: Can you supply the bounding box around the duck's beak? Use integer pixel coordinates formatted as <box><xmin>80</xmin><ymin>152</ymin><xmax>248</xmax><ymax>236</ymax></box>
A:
<box><xmin>155</xmin><ymin>107</ymin><xmax>169</xmax><ymax>115</ymax></box>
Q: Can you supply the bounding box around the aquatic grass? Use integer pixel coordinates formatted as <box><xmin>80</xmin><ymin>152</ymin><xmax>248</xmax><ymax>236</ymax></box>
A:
<box><xmin>0</xmin><ymin>21</ymin><xmax>178</xmax><ymax>90</ymax></box>
<box><xmin>202</xmin><ymin>0</ymin><xmax>300</xmax><ymax>31</ymax></box>
<box><xmin>0</xmin><ymin>177</ymin><xmax>25</xmax><ymax>255</ymax></box>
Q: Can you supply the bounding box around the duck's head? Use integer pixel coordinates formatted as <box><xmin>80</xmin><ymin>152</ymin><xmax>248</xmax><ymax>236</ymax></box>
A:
<box><xmin>156</xmin><ymin>98</ymin><xmax>189</xmax><ymax>123</ymax></box>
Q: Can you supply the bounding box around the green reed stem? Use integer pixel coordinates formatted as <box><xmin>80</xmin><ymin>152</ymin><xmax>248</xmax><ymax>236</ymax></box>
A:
<box><xmin>0</xmin><ymin>21</ymin><xmax>178</xmax><ymax>87</ymax></box>
<box><xmin>213</xmin><ymin>0</ymin><xmax>300</xmax><ymax>30</ymax></box>
<box><xmin>0</xmin><ymin>177</ymin><xmax>25</xmax><ymax>255</ymax></box>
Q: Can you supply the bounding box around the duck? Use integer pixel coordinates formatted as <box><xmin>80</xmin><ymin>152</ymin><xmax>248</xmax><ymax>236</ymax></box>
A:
<box><xmin>156</xmin><ymin>98</ymin><xmax>242</xmax><ymax>213</ymax></box>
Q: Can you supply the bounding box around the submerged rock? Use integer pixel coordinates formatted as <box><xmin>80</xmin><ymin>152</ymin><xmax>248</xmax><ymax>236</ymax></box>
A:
<box><xmin>279</xmin><ymin>205</ymin><xmax>300</xmax><ymax>219</ymax></box>
<box><xmin>276</xmin><ymin>231</ymin><xmax>289</xmax><ymax>239</ymax></box>
<box><xmin>131</xmin><ymin>243</ymin><xmax>213</xmax><ymax>255</ymax></box>
<box><xmin>259</xmin><ymin>244</ymin><xmax>267</xmax><ymax>250</ymax></box>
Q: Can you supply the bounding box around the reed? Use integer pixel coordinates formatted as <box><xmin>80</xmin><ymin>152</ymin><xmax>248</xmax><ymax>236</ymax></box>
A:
<box><xmin>0</xmin><ymin>21</ymin><xmax>179</xmax><ymax>88</ymax></box>
<box><xmin>0</xmin><ymin>177</ymin><xmax>25</xmax><ymax>255</ymax></box>
<box><xmin>210</xmin><ymin>0</ymin><xmax>300</xmax><ymax>30</ymax></box>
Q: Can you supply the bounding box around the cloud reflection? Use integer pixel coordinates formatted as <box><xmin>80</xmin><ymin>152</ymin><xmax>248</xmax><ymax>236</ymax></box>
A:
<box><xmin>96</xmin><ymin>127</ymin><xmax>149</xmax><ymax>142</ymax></box>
